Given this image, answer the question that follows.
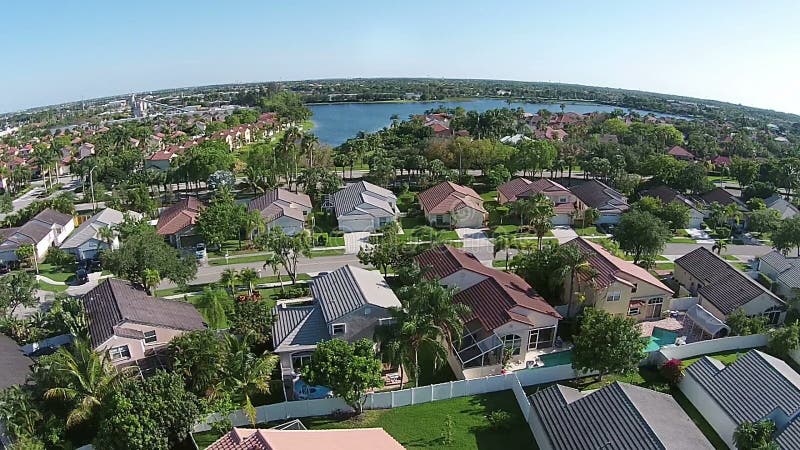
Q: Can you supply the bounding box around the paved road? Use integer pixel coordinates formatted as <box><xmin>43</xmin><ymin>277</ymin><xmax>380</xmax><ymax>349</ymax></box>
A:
<box><xmin>1</xmin><ymin>175</ymin><xmax>82</xmax><ymax>220</ymax></box>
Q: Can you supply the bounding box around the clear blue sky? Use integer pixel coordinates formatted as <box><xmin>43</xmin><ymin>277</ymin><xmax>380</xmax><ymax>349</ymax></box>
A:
<box><xmin>2</xmin><ymin>1</ymin><xmax>799</xmax><ymax>114</ymax></box>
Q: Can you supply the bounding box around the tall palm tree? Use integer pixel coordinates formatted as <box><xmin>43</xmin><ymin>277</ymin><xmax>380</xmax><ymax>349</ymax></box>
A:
<box><xmin>528</xmin><ymin>194</ymin><xmax>555</xmax><ymax>250</ymax></box>
<box><xmin>98</xmin><ymin>226</ymin><xmax>116</xmax><ymax>252</ymax></box>
<box><xmin>559</xmin><ymin>245</ymin><xmax>597</xmax><ymax>317</ymax></box>
<box><xmin>301</xmin><ymin>133</ymin><xmax>319</xmax><ymax>169</ymax></box>
<box><xmin>43</xmin><ymin>339</ymin><xmax>136</xmax><ymax>428</ymax></box>
<box><xmin>241</xmin><ymin>210</ymin><xmax>265</xmax><ymax>248</ymax></box>
<box><xmin>379</xmin><ymin>308</ymin><xmax>443</xmax><ymax>388</ymax></box>
<box><xmin>512</xmin><ymin>199</ymin><xmax>533</xmax><ymax>228</ymax></box>
<box><xmin>218</xmin><ymin>333</ymin><xmax>278</xmax><ymax>425</ymax></box>
<box><xmin>143</xmin><ymin>268</ymin><xmax>161</xmax><ymax>295</ymax></box>
<box><xmin>712</xmin><ymin>239</ymin><xmax>728</xmax><ymax>255</ymax></box>
<box><xmin>220</xmin><ymin>268</ymin><xmax>240</xmax><ymax>294</ymax></box>
<box><xmin>725</xmin><ymin>203</ymin><xmax>743</xmax><ymax>235</ymax></box>
<box><xmin>239</xmin><ymin>268</ymin><xmax>259</xmax><ymax>295</ymax></box>
<box><xmin>581</xmin><ymin>208</ymin><xmax>600</xmax><ymax>229</ymax></box>
<box><xmin>493</xmin><ymin>234</ymin><xmax>515</xmax><ymax>270</ymax></box>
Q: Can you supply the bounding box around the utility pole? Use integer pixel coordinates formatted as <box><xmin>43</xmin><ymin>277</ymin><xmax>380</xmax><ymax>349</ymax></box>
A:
<box><xmin>89</xmin><ymin>165</ymin><xmax>98</xmax><ymax>212</ymax></box>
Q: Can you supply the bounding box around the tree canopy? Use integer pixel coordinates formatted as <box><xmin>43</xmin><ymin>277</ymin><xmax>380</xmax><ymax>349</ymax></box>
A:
<box><xmin>572</xmin><ymin>308</ymin><xmax>648</xmax><ymax>377</ymax></box>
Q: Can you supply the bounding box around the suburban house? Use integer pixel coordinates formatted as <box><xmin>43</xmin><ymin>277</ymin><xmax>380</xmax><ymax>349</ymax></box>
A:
<box><xmin>680</xmin><ymin>350</ymin><xmax>800</xmax><ymax>449</ymax></box>
<box><xmin>330</xmin><ymin>181</ymin><xmax>399</xmax><ymax>232</ymax></box>
<box><xmin>155</xmin><ymin>197</ymin><xmax>204</xmax><ymax>249</ymax></box>
<box><xmin>415</xmin><ymin>245</ymin><xmax>562</xmax><ymax>379</ymax></box>
<box><xmin>60</xmin><ymin>208</ymin><xmax>135</xmax><ymax>260</ymax></box>
<box><xmin>272</xmin><ymin>265</ymin><xmax>401</xmax><ymax>379</ymax></box>
<box><xmin>208</xmin><ymin>426</ymin><xmax>404</xmax><ymax>450</ymax></box>
<box><xmin>417</xmin><ymin>181</ymin><xmax>487</xmax><ymax>228</ymax></box>
<box><xmin>640</xmin><ymin>185</ymin><xmax>706</xmax><ymax>228</ymax></box>
<box><xmin>0</xmin><ymin>334</ymin><xmax>31</xmax><ymax>390</ymax></box>
<box><xmin>757</xmin><ymin>250</ymin><xmax>800</xmax><ymax>300</ymax></box>
<box><xmin>497</xmin><ymin>178</ymin><xmax>580</xmax><ymax>225</ymax></box>
<box><xmin>569</xmin><ymin>179</ymin><xmax>629</xmax><ymax>225</ymax></box>
<box><xmin>562</xmin><ymin>237</ymin><xmax>674</xmax><ymax>320</ymax></box>
<box><xmin>667</xmin><ymin>145</ymin><xmax>695</xmax><ymax>161</ymax></box>
<box><xmin>675</xmin><ymin>247</ymin><xmax>786</xmax><ymax>328</ymax></box>
<box><xmin>700</xmin><ymin>188</ymin><xmax>749</xmax><ymax>215</ymax></box>
<box><xmin>711</xmin><ymin>155</ymin><xmax>731</xmax><ymax>168</ymax></box>
<box><xmin>83</xmin><ymin>279</ymin><xmax>206</xmax><ymax>370</ymax></box>
<box><xmin>765</xmin><ymin>194</ymin><xmax>799</xmax><ymax>220</ymax></box>
<box><xmin>528</xmin><ymin>382</ymin><xmax>713</xmax><ymax>450</ymax></box>
<box><xmin>247</xmin><ymin>188</ymin><xmax>312</xmax><ymax>236</ymax></box>
<box><xmin>0</xmin><ymin>208</ymin><xmax>75</xmax><ymax>262</ymax></box>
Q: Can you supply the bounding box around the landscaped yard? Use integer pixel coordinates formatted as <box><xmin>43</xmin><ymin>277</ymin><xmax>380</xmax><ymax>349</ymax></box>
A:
<box><xmin>573</xmin><ymin>226</ymin><xmax>600</xmax><ymax>236</ymax></box>
<box><xmin>37</xmin><ymin>263</ymin><xmax>76</xmax><ymax>283</ymax></box>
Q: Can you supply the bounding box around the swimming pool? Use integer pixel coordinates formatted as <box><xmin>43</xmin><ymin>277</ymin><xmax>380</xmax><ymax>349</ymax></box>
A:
<box><xmin>540</xmin><ymin>350</ymin><xmax>574</xmax><ymax>367</ymax></box>
<box><xmin>293</xmin><ymin>379</ymin><xmax>333</xmax><ymax>400</ymax></box>
<box><xmin>537</xmin><ymin>328</ymin><xmax>678</xmax><ymax>368</ymax></box>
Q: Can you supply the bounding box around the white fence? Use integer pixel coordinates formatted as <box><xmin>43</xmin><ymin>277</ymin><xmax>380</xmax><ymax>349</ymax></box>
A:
<box><xmin>194</xmin><ymin>364</ymin><xmax>584</xmax><ymax>433</ymax></box>
<box><xmin>651</xmin><ymin>334</ymin><xmax>768</xmax><ymax>366</ymax></box>
<box><xmin>21</xmin><ymin>333</ymin><xmax>72</xmax><ymax>355</ymax></box>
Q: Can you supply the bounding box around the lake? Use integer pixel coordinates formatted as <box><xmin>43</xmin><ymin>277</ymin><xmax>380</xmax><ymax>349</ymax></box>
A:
<box><xmin>308</xmin><ymin>99</ymin><xmax>680</xmax><ymax>146</ymax></box>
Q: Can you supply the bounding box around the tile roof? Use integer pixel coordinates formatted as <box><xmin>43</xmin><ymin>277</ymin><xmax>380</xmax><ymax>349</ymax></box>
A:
<box><xmin>569</xmin><ymin>179</ymin><xmax>629</xmax><ymax>213</ymax></box>
<box><xmin>332</xmin><ymin>181</ymin><xmax>397</xmax><ymax>217</ymax></box>
<box><xmin>759</xmin><ymin>250</ymin><xmax>799</xmax><ymax>274</ymax></box>
<box><xmin>641</xmin><ymin>185</ymin><xmax>702</xmax><ymax>212</ymax></box>
<box><xmin>685</xmin><ymin>350</ymin><xmax>800</xmax><ymax>425</ymax></box>
<box><xmin>311</xmin><ymin>265</ymin><xmax>401</xmax><ymax>323</ymax></box>
<box><xmin>415</xmin><ymin>245</ymin><xmax>560</xmax><ymax>331</ymax></box>
<box><xmin>0</xmin><ymin>334</ymin><xmax>31</xmax><ymax>389</ymax></box>
<box><xmin>497</xmin><ymin>178</ymin><xmax>570</xmax><ymax>204</ymax></box>
<box><xmin>60</xmin><ymin>208</ymin><xmax>126</xmax><ymax>249</ymax></box>
<box><xmin>711</xmin><ymin>155</ymin><xmax>731</xmax><ymax>166</ymax></box>
<box><xmin>675</xmin><ymin>247</ymin><xmax>783</xmax><ymax>315</ymax></box>
<box><xmin>82</xmin><ymin>279</ymin><xmax>206</xmax><ymax>348</ymax></box>
<box><xmin>248</xmin><ymin>188</ymin><xmax>312</xmax><ymax>223</ymax></box>
<box><xmin>417</xmin><ymin>181</ymin><xmax>486</xmax><ymax>215</ymax></box>
<box><xmin>564</xmin><ymin>237</ymin><xmax>673</xmax><ymax>293</ymax></box>
<box><xmin>668</xmin><ymin>145</ymin><xmax>695</xmax><ymax>158</ymax></box>
<box><xmin>207</xmin><ymin>427</ymin><xmax>405</xmax><ymax>450</ymax></box>
<box><xmin>272</xmin><ymin>303</ymin><xmax>330</xmax><ymax>350</ymax></box>
<box><xmin>700</xmin><ymin>188</ymin><xmax>749</xmax><ymax>211</ymax></box>
<box><xmin>529</xmin><ymin>382</ymin><xmax>713</xmax><ymax>450</ymax></box>
<box><xmin>156</xmin><ymin>197</ymin><xmax>204</xmax><ymax>236</ymax></box>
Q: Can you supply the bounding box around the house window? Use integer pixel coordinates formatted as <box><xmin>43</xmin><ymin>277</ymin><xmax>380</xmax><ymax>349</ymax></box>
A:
<box><xmin>332</xmin><ymin>323</ymin><xmax>346</xmax><ymax>335</ymax></box>
<box><xmin>108</xmin><ymin>345</ymin><xmax>131</xmax><ymax>361</ymax></box>
<box><xmin>143</xmin><ymin>330</ymin><xmax>157</xmax><ymax>344</ymax></box>
<box><xmin>528</xmin><ymin>327</ymin><xmax>556</xmax><ymax>350</ymax></box>
<box><xmin>762</xmin><ymin>306</ymin><xmax>782</xmax><ymax>325</ymax></box>
<box><xmin>292</xmin><ymin>352</ymin><xmax>313</xmax><ymax>371</ymax></box>
<box><xmin>502</xmin><ymin>334</ymin><xmax>522</xmax><ymax>356</ymax></box>
<box><xmin>632</xmin><ymin>283</ymin><xmax>638</xmax><ymax>293</ymax></box>
<box><xmin>648</xmin><ymin>297</ymin><xmax>664</xmax><ymax>305</ymax></box>
<box><xmin>558</xmin><ymin>196</ymin><xmax>567</xmax><ymax>204</ymax></box>
<box><xmin>435</xmin><ymin>215</ymin><xmax>445</xmax><ymax>225</ymax></box>
<box><xmin>628</xmin><ymin>307</ymin><xmax>640</xmax><ymax>316</ymax></box>
<box><xmin>606</xmin><ymin>291</ymin><xmax>621</xmax><ymax>302</ymax></box>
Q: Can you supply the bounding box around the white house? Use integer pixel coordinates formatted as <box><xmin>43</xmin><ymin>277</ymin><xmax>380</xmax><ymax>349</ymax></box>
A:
<box><xmin>247</xmin><ymin>188</ymin><xmax>312</xmax><ymax>236</ymax></box>
<box><xmin>757</xmin><ymin>250</ymin><xmax>800</xmax><ymax>300</ymax></box>
<box><xmin>765</xmin><ymin>194</ymin><xmax>799</xmax><ymax>220</ymax></box>
<box><xmin>0</xmin><ymin>208</ymin><xmax>74</xmax><ymax>262</ymax></box>
<box><xmin>331</xmin><ymin>181</ymin><xmax>398</xmax><ymax>232</ymax></box>
<box><xmin>60</xmin><ymin>208</ymin><xmax>136</xmax><ymax>261</ymax></box>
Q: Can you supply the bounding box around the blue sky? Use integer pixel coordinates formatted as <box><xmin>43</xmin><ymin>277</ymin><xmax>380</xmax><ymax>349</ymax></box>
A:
<box><xmin>2</xmin><ymin>1</ymin><xmax>799</xmax><ymax>114</ymax></box>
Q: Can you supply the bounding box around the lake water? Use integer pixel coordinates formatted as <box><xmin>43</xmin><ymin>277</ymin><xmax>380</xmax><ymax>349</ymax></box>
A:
<box><xmin>309</xmin><ymin>99</ymin><xmax>680</xmax><ymax>146</ymax></box>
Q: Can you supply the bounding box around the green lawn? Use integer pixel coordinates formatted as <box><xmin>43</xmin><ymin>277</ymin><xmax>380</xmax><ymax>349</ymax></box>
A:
<box><xmin>314</xmin><ymin>232</ymin><xmax>345</xmax><ymax>247</ymax></box>
<box><xmin>397</xmin><ymin>192</ymin><xmax>417</xmax><ymax>212</ymax></box>
<box><xmin>669</xmin><ymin>237</ymin><xmax>696</xmax><ymax>244</ymax></box>
<box><xmin>733</xmin><ymin>262</ymin><xmax>750</xmax><ymax>271</ymax></box>
<box><xmin>400</xmin><ymin>215</ymin><xmax>427</xmax><ymax>230</ymax></box>
<box><xmin>573</xmin><ymin>226</ymin><xmax>599</xmax><ymax>236</ymax></box>
<box><xmin>671</xmin><ymin>389</ymin><xmax>727</xmax><ymax>449</ymax></box>
<box><xmin>37</xmin><ymin>280</ymin><xmax>68</xmax><ymax>293</ymax></box>
<box><xmin>492</xmin><ymin>224</ymin><xmax>519</xmax><ymax>236</ymax></box>
<box><xmin>37</xmin><ymin>263</ymin><xmax>76</xmax><ymax>283</ymax></box>
<box><xmin>722</xmin><ymin>255</ymin><xmax>739</xmax><ymax>261</ymax></box>
<box><xmin>210</xmin><ymin>251</ymin><xmax>344</xmax><ymax>266</ymax></box>
<box><xmin>682</xmin><ymin>349</ymin><xmax>750</xmax><ymax>367</ymax></box>
<box><xmin>480</xmin><ymin>191</ymin><xmax>497</xmax><ymax>202</ymax></box>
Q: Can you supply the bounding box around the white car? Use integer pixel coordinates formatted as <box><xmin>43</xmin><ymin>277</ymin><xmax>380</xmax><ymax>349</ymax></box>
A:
<box><xmin>195</xmin><ymin>243</ymin><xmax>207</xmax><ymax>260</ymax></box>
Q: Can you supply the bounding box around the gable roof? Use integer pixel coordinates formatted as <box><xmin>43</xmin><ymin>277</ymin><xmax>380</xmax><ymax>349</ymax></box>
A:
<box><xmin>417</xmin><ymin>181</ymin><xmax>486</xmax><ymax>215</ymax></box>
<box><xmin>33</xmin><ymin>208</ymin><xmax>73</xmax><ymax>227</ymax></box>
<box><xmin>497</xmin><ymin>178</ymin><xmax>569</xmax><ymax>203</ymax></box>
<box><xmin>82</xmin><ymin>279</ymin><xmax>206</xmax><ymax>348</ymax></box>
<box><xmin>569</xmin><ymin>179</ymin><xmax>629</xmax><ymax>213</ymax></box>
<box><xmin>641</xmin><ymin>185</ymin><xmax>702</xmax><ymax>213</ymax></box>
<box><xmin>565</xmin><ymin>237</ymin><xmax>673</xmax><ymax>293</ymax></box>
<box><xmin>668</xmin><ymin>145</ymin><xmax>695</xmax><ymax>159</ymax></box>
<box><xmin>310</xmin><ymin>265</ymin><xmax>401</xmax><ymax>323</ymax></box>
<box><xmin>415</xmin><ymin>245</ymin><xmax>560</xmax><ymax>331</ymax></box>
<box><xmin>60</xmin><ymin>208</ymin><xmax>126</xmax><ymax>249</ymax></box>
<box><xmin>700</xmin><ymin>188</ymin><xmax>749</xmax><ymax>211</ymax></box>
<box><xmin>0</xmin><ymin>334</ymin><xmax>31</xmax><ymax>390</ymax></box>
<box><xmin>248</xmin><ymin>188</ymin><xmax>312</xmax><ymax>223</ymax></box>
<box><xmin>685</xmin><ymin>350</ymin><xmax>800</xmax><ymax>425</ymax></box>
<box><xmin>675</xmin><ymin>247</ymin><xmax>783</xmax><ymax>314</ymax></box>
<box><xmin>207</xmin><ymin>427</ymin><xmax>405</xmax><ymax>450</ymax></box>
<box><xmin>760</xmin><ymin>250</ymin><xmax>799</xmax><ymax>274</ymax></box>
<box><xmin>156</xmin><ymin>197</ymin><xmax>204</xmax><ymax>236</ymax></box>
<box><xmin>332</xmin><ymin>181</ymin><xmax>396</xmax><ymax>217</ymax></box>
<box><xmin>272</xmin><ymin>303</ymin><xmax>330</xmax><ymax>350</ymax></box>
<box><xmin>765</xmin><ymin>194</ymin><xmax>800</xmax><ymax>219</ymax></box>
<box><xmin>529</xmin><ymin>382</ymin><xmax>713</xmax><ymax>450</ymax></box>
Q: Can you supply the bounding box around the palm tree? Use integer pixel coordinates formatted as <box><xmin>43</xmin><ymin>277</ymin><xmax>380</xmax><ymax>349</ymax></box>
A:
<box><xmin>263</xmin><ymin>254</ymin><xmax>284</xmax><ymax>295</ymax></box>
<box><xmin>725</xmin><ymin>203</ymin><xmax>743</xmax><ymax>235</ymax></box>
<box><xmin>241</xmin><ymin>210</ymin><xmax>265</xmax><ymax>248</ymax></box>
<box><xmin>43</xmin><ymin>339</ymin><xmax>136</xmax><ymax>428</ymax></box>
<box><xmin>220</xmin><ymin>268</ymin><xmax>240</xmax><ymax>294</ymax></box>
<box><xmin>493</xmin><ymin>234</ymin><xmax>515</xmax><ymax>270</ymax></box>
<box><xmin>239</xmin><ymin>268</ymin><xmax>259</xmax><ymax>295</ymax></box>
<box><xmin>142</xmin><ymin>268</ymin><xmax>161</xmax><ymax>295</ymax></box>
<box><xmin>301</xmin><ymin>133</ymin><xmax>319</xmax><ymax>169</ymax></box>
<box><xmin>528</xmin><ymin>194</ymin><xmax>555</xmax><ymax>250</ymax></box>
<box><xmin>218</xmin><ymin>333</ymin><xmax>278</xmax><ymax>425</ymax></box>
<box><xmin>581</xmin><ymin>208</ymin><xmax>600</xmax><ymax>229</ymax></box>
<box><xmin>712</xmin><ymin>239</ymin><xmax>728</xmax><ymax>255</ymax></box>
<box><xmin>98</xmin><ymin>226</ymin><xmax>116</xmax><ymax>252</ymax></box>
<box><xmin>559</xmin><ymin>246</ymin><xmax>597</xmax><ymax>317</ymax></box>
<box><xmin>512</xmin><ymin>199</ymin><xmax>533</xmax><ymax>228</ymax></box>
<box><xmin>380</xmin><ymin>308</ymin><xmax>443</xmax><ymax>388</ymax></box>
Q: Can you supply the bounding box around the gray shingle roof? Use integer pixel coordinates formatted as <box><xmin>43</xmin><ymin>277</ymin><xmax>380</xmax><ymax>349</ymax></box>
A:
<box><xmin>32</xmin><ymin>208</ymin><xmax>73</xmax><ymax>227</ymax></box>
<box><xmin>0</xmin><ymin>334</ymin><xmax>31</xmax><ymax>389</ymax></box>
<box><xmin>529</xmin><ymin>382</ymin><xmax>713</xmax><ymax>450</ymax></box>
<box><xmin>675</xmin><ymin>247</ymin><xmax>784</xmax><ymax>315</ymax></box>
<box><xmin>332</xmin><ymin>181</ymin><xmax>396</xmax><ymax>217</ymax></box>
<box><xmin>685</xmin><ymin>350</ymin><xmax>800</xmax><ymax>424</ymax></box>
<box><xmin>60</xmin><ymin>208</ymin><xmax>125</xmax><ymax>249</ymax></box>
<box><xmin>272</xmin><ymin>303</ymin><xmax>330</xmax><ymax>349</ymax></box>
<box><xmin>761</xmin><ymin>250</ymin><xmax>797</xmax><ymax>273</ymax></box>
<box><xmin>83</xmin><ymin>279</ymin><xmax>206</xmax><ymax>348</ymax></box>
<box><xmin>310</xmin><ymin>265</ymin><xmax>401</xmax><ymax>323</ymax></box>
<box><xmin>248</xmin><ymin>188</ymin><xmax>312</xmax><ymax>223</ymax></box>
<box><xmin>569</xmin><ymin>179</ymin><xmax>629</xmax><ymax>213</ymax></box>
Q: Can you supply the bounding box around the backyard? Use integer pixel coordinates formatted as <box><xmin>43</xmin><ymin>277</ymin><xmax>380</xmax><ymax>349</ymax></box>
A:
<box><xmin>193</xmin><ymin>390</ymin><xmax>535</xmax><ymax>450</ymax></box>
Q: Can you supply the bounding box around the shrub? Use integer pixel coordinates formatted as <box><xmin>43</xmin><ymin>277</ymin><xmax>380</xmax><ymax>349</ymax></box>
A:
<box><xmin>330</xmin><ymin>229</ymin><xmax>344</xmax><ymax>238</ymax></box>
<box><xmin>316</xmin><ymin>233</ymin><xmax>329</xmax><ymax>246</ymax></box>
<box><xmin>44</xmin><ymin>247</ymin><xmax>75</xmax><ymax>268</ymax></box>
<box><xmin>278</xmin><ymin>287</ymin><xmax>310</xmax><ymax>299</ymax></box>
<box><xmin>486</xmin><ymin>410</ymin><xmax>512</xmax><ymax>431</ymax></box>
<box><xmin>659</xmin><ymin>358</ymin><xmax>684</xmax><ymax>385</ymax></box>
<box><xmin>440</xmin><ymin>414</ymin><xmax>455</xmax><ymax>444</ymax></box>
<box><xmin>768</xmin><ymin>322</ymin><xmax>800</xmax><ymax>357</ymax></box>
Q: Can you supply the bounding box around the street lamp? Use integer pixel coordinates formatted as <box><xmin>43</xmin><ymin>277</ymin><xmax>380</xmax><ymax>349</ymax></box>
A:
<box><xmin>224</xmin><ymin>252</ymin><xmax>230</xmax><ymax>266</ymax></box>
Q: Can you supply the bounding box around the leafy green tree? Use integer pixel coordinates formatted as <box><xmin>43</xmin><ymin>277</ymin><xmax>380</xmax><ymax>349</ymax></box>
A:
<box><xmin>142</xmin><ymin>268</ymin><xmax>161</xmax><ymax>295</ymax></box>
<box><xmin>197</xmin><ymin>189</ymin><xmax>244</xmax><ymax>250</ymax></box>
<box><xmin>218</xmin><ymin>333</ymin><xmax>278</xmax><ymax>424</ymax></box>
<box><xmin>734</xmin><ymin>420</ymin><xmax>778</xmax><ymax>450</ymax></box>
<box><xmin>580</xmin><ymin>207</ymin><xmax>600</xmax><ymax>228</ymax></box>
<box><xmin>572</xmin><ymin>308</ymin><xmax>648</xmax><ymax>378</ymax></box>
<box><xmin>357</xmin><ymin>223</ymin><xmax>408</xmax><ymax>276</ymax></box>
<box><xmin>748</xmin><ymin>208</ymin><xmax>781</xmax><ymax>234</ymax></box>
<box><xmin>304</xmin><ymin>339</ymin><xmax>383</xmax><ymax>413</ymax></box>
<box><xmin>169</xmin><ymin>330</ymin><xmax>227</xmax><ymax>397</ymax></box>
<box><xmin>238</xmin><ymin>268</ymin><xmax>259</xmax><ymax>294</ymax></box>
<box><xmin>15</xmin><ymin>244</ymin><xmax>35</xmax><ymax>268</ymax></box>
<box><xmin>193</xmin><ymin>287</ymin><xmax>234</xmax><ymax>329</ymax></box>
<box><xmin>229</xmin><ymin>298</ymin><xmax>274</xmax><ymax>347</ymax></box>
<box><xmin>0</xmin><ymin>386</ymin><xmax>42</xmax><ymax>443</ymax></box>
<box><xmin>772</xmin><ymin>217</ymin><xmax>800</xmax><ymax>255</ymax></box>
<box><xmin>730</xmin><ymin>157</ymin><xmax>760</xmax><ymax>188</ymax></box>
<box><xmin>660</xmin><ymin>201</ymin><xmax>691</xmax><ymax>231</ymax></box>
<box><xmin>256</xmin><ymin>228</ymin><xmax>312</xmax><ymax>284</ymax></box>
<box><xmin>613</xmin><ymin>210</ymin><xmax>670</xmax><ymax>264</ymax></box>
<box><xmin>0</xmin><ymin>271</ymin><xmax>38</xmax><ymax>316</ymax></box>
<box><xmin>768</xmin><ymin>322</ymin><xmax>800</xmax><ymax>358</ymax></box>
<box><xmin>726</xmin><ymin>310</ymin><xmax>769</xmax><ymax>336</ymax></box>
<box><xmin>486</xmin><ymin>164</ymin><xmax>511</xmax><ymax>188</ymax></box>
<box><xmin>175</xmin><ymin>140</ymin><xmax>235</xmax><ymax>189</ymax></box>
<box><xmin>95</xmin><ymin>372</ymin><xmax>201</xmax><ymax>450</ymax></box>
<box><xmin>43</xmin><ymin>339</ymin><xmax>137</xmax><ymax>428</ymax></box>
<box><xmin>102</xmin><ymin>229</ymin><xmax>198</xmax><ymax>288</ymax></box>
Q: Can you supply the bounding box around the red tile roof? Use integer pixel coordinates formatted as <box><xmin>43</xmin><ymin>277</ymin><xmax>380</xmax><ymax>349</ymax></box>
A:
<box><xmin>155</xmin><ymin>197</ymin><xmax>204</xmax><ymax>235</ymax></box>
<box><xmin>415</xmin><ymin>245</ymin><xmax>560</xmax><ymax>331</ymax></box>
<box><xmin>497</xmin><ymin>178</ymin><xmax>570</xmax><ymax>204</ymax></box>
<box><xmin>417</xmin><ymin>181</ymin><xmax>485</xmax><ymax>215</ymax></box>
<box><xmin>564</xmin><ymin>237</ymin><xmax>673</xmax><ymax>293</ymax></box>
<box><xmin>208</xmin><ymin>428</ymin><xmax>405</xmax><ymax>450</ymax></box>
<box><xmin>668</xmin><ymin>146</ymin><xmax>695</xmax><ymax>159</ymax></box>
<box><xmin>711</xmin><ymin>155</ymin><xmax>731</xmax><ymax>166</ymax></box>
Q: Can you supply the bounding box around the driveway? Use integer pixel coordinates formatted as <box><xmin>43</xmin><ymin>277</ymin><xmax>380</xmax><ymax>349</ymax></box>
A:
<box><xmin>344</xmin><ymin>232</ymin><xmax>371</xmax><ymax>254</ymax></box>
<box><xmin>550</xmin><ymin>227</ymin><xmax>578</xmax><ymax>244</ymax></box>
<box><xmin>455</xmin><ymin>228</ymin><xmax>491</xmax><ymax>248</ymax></box>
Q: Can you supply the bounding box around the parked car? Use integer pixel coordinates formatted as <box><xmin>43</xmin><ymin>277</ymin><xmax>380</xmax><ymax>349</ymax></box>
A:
<box><xmin>0</xmin><ymin>263</ymin><xmax>9</xmax><ymax>274</ymax></box>
<box><xmin>195</xmin><ymin>243</ymin><xmax>207</xmax><ymax>260</ymax></box>
<box><xmin>76</xmin><ymin>268</ymin><xmax>89</xmax><ymax>284</ymax></box>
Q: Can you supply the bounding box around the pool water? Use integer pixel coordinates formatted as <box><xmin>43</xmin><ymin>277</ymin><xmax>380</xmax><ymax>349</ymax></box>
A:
<box><xmin>293</xmin><ymin>378</ymin><xmax>333</xmax><ymax>400</ymax></box>
<box><xmin>540</xmin><ymin>350</ymin><xmax>574</xmax><ymax>367</ymax></box>
<box><xmin>537</xmin><ymin>328</ymin><xmax>679</xmax><ymax>368</ymax></box>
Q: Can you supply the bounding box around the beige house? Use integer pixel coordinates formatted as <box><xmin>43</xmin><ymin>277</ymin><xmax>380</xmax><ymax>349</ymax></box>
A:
<box><xmin>417</xmin><ymin>181</ymin><xmax>486</xmax><ymax>228</ymax></box>
<box><xmin>675</xmin><ymin>247</ymin><xmax>786</xmax><ymax>328</ymax></box>
<box><xmin>562</xmin><ymin>237</ymin><xmax>674</xmax><ymax>320</ymax></box>
<box><xmin>83</xmin><ymin>279</ymin><xmax>206</xmax><ymax>371</ymax></box>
